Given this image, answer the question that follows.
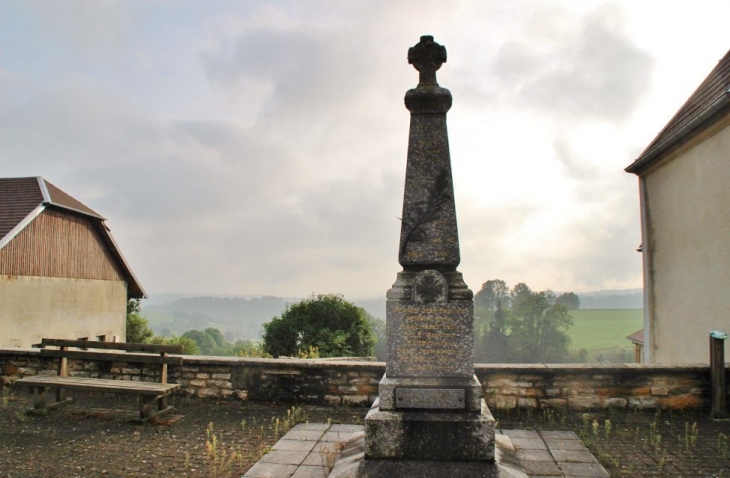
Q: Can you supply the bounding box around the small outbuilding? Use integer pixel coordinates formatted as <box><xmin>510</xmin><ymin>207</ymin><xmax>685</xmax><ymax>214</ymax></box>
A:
<box><xmin>626</xmin><ymin>49</ymin><xmax>730</xmax><ymax>363</ymax></box>
<box><xmin>0</xmin><ymin>177</ymin><xmax>145</xmax><ymax>347</ymax></box>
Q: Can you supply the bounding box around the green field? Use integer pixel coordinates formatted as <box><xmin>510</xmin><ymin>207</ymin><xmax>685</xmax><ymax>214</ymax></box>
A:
<box><xmin>568</xmin><ymin>309</ymin><xmax>643</xmax><ymax>351</ymax></box>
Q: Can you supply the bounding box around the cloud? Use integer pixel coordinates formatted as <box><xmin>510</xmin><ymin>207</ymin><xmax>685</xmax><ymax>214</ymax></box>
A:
<box><xmin>0</xmin><ymin>1</ymin><xmax>653</xmax><ymax>298</ymax></box>
<box><xmin>487</xmin><ymin>4</ymin><xmax>654</xmax><ymax>123</ymax></box>
<box><xmin>21</xmin><ymin>0</ymin><xmax>133</xmax><ymax>58</ymax></box>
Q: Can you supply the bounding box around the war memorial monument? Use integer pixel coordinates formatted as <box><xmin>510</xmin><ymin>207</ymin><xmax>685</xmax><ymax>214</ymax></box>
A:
<box><xmin>329</xmin><ymin>36</ymin><xmax>527</xmax><ymax>477</ymax></box>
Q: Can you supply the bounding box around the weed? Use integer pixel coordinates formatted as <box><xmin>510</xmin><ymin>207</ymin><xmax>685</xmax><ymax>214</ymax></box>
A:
<box><xmin>604</xmin><ymin>419</ymin><xmax>612</xmax><ymax>441</ymax></box>
<box><xmin>658</xmin><ymin>447</ymin><xmax>667</xmax><ymax>473</ymax></box>
<box><xmin>719</xmin><ymin>432</ymin><xmax>729</xmax><ymax>459</ymax></box>
<box><xmin>14</xmin><ymin>410</ymin><xmax>26</xmax><ymax>423</ymax></box>
<box><xmin>205</xmin><ymin>422</ymin><xmax>243</xmax><ymax>478</ymax></box>
<box><xmin>582</xmin><ymin>413</ymin><xmax>591</xmax><ymax>434</ymax></box>
<box><xmin>685</xmin><ymin>421</ymin><xmax>699</xmax><ymax>452</ymax></box>
<box><xmin>319</xmin><ymin>443</ymin><xmax>338</xmax><ymax>471</ymax></box>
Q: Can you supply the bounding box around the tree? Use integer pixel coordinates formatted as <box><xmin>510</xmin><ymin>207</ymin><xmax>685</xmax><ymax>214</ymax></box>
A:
<box><xmin>367</xmin><ymin>315</ymin><xmax>387</xmax><ymax>362</ymax></box>
<box><xmin>126</xmin><ymin>299</ymin><xmax>154</xmax><ymax>343</ymax></box>
<box><xmin>262</xmin><ymin>294</ymin><xmax>375</xmax><ymax>358</ymax></box>
<box><xmin>474</xmin><ymin>279</ymin><xmax>510</xmax><ymax>311</ymax></box>
<box><xmin>473</xmin><ymin>280</ymin><xmax>576</xmax><ymax>364</ymax></box>
<box><xmin>149</xmin><ymin>335</ymin><xmax>200</xmax><ymax>355</ymax></box>
<box><xmin>556</xmin><ymin>292</ymin><xmax>580</xmax><ymax>310</ymax></box>
<box><xmin>479</xmin><ymin>296</ymin><xmax>511</xmax><ymax>362</ymax></box>
<box><xmin>508</xmin><ymin>286</ymin><xmax>573</xmax><ymax>363</ymax></box>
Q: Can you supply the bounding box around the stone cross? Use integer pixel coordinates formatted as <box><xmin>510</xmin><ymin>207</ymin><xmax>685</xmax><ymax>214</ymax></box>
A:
<box><xmin>408</xmin><ymin>35</ymin><xmax>447</xmax><ymax>87</ymax></box>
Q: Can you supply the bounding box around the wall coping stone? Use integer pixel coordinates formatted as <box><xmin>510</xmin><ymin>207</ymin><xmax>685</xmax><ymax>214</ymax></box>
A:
<box><xmin>0</xmin><ymin>348</ymin><xmax>713</xmax><ymax>374</ymax></box>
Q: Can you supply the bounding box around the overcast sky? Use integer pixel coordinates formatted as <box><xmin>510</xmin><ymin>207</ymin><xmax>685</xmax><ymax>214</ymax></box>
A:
<box><xmin>2</xmin><ymin>1</ymin><xmax>729</xmax><ymax>299</ymax></box>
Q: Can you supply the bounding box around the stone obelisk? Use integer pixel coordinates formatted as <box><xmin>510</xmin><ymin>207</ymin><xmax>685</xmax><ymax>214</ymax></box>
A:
<box><xmin>363</xmin><ymin>35</ymin><xmax>495</xmax><ymax>465</ymax></box>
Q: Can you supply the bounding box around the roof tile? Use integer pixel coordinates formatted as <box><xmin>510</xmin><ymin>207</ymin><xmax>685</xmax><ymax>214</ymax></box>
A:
<box><xmin>627</xmin><ymin>49</ymin><xmax>730</xmax><ymax>173</ymax></box>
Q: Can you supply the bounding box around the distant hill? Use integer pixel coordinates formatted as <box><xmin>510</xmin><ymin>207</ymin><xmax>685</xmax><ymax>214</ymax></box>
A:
<box><xmin>139</xmin><ymin>287</ymin><xmax>641</xmax><ymax>341</ymax></box>
<box><xmin>142</xmin><ymin>296</ymin><xmax>290</xmax><ymax>341</ymax></box>
<box><xmin>141</xmin><ymin>294</ymin><xmax>388</xmax><ymax>341</ymax></box>
<box><xmin>578</xmin><ymin>289</ymin><xmax>643</xmax><ymax>309</ymax></box>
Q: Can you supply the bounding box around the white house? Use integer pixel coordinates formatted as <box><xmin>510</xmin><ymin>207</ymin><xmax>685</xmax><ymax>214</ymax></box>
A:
<box><xmin>626</xmin><ymin>50</ymin><xmax>730</xmax><ymax>363</ymax></box>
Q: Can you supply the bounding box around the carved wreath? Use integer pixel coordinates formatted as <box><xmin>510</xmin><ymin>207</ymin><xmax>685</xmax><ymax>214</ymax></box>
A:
<box><xmin>399</xmin><ymin>168</ymin><xmax>452</xmax><ymax>256</ymax></box>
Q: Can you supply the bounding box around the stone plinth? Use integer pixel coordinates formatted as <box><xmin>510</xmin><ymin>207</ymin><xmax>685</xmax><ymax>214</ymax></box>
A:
<box><xmin>365</xmin><ymin>398</ymin><xmax>495</xmax><ymax>462</ymax></box>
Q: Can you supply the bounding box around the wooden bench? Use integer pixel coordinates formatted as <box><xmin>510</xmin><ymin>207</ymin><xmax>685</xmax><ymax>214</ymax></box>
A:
<box><xmin>15</xmin><ymin>338</ymin><xmax>184</xmax><ymax>421</ymax></box>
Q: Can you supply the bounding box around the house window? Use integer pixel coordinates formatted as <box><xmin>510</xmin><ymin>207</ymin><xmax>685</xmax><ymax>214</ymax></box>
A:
<box><xmin>96</xmin><ymin>335</ymin><xmax>106</xmax><ymax>342</ymax></box>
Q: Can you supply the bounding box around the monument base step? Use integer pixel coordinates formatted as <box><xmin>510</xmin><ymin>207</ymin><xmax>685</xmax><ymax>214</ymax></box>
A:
<box><xmin>364</xmin><ymin>399</ymin><xmax>496</xmax><ymax>462</ymax></box>
<box><xmin>331</xmin><ymin>431</ymin><xmax>526</xmax><ymax>478</ymax></box>
<box><xmin>377</xmin><ymin>373</ymin><xmax>483</xmax><ymax>412</ymax></box>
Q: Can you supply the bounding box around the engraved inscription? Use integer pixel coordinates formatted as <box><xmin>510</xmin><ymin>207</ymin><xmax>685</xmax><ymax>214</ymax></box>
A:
<box><xmin>387</xmin><ymin>301</ymin><xmax>474</xmax><ymax>378</ymax></box>
<box><xmin>396</xmin><ymin>388</ymin><xmax>465</xmax><ymax>409</ymax></box>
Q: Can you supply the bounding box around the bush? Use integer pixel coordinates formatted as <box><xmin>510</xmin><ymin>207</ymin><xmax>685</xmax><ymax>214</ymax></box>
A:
<box><xmin>262</xmin><ymin>294</ymin><xmax>375</xmax><ymax>358</ymax></box>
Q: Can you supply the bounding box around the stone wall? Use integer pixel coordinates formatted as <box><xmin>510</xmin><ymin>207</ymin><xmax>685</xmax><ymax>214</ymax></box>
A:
<box><xmin>0</xmin><ymin>348</ymin><xmax>717</xmax><ymax>410</ymax></box>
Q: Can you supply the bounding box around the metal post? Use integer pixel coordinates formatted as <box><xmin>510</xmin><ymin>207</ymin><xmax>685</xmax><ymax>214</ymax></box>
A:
<box><xmin>710</xmin><ymin>331</ymin><xmax>728</xmax><ymax>419</ymax></box>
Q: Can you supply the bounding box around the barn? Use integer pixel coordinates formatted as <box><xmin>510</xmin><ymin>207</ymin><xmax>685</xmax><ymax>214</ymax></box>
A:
<box><xmin>0</xmin><ymin>177</ymin><xmax>145</xmax><ymax>347</ymax></box>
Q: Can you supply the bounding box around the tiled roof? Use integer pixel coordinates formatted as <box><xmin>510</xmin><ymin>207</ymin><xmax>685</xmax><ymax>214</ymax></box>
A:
<box><xmin>627</xmin><ymin>329</ymin><xmax>644</xmax><ymax>345</ymax></box>
<box><xmin>626</xmin><ymin>48</ymin><xmax>730</xmax><ymax>174</ymax></box>
<box><xmin>0</xmin><ymin>177</ymin><xmax>144</xmax><ymax>298</ymax></box>
<box><xmin>0</xmin><ymin>177</ymin><xmax>43</xmax><ymax>242</ymax></box>
<box><xmin>44</xmin><ymin>179</ymin><xmax>103</xmax><ymax>218</ymax></box>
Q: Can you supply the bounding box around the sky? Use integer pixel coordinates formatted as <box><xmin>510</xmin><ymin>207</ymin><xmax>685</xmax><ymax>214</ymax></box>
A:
<box><xmin>2</xmin><ymin>1</ymin><xmax>730</xmax><ymax>300</ymax></box>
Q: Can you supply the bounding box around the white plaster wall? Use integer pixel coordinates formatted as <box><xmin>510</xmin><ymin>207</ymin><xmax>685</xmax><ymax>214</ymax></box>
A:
<box><xmin>0</xmin><ymin>276</ymin><xmax>127</xmax><ymax>347</ymax></box>
<box><xmin>645</xmin><ymin>125</ymin><xmax>730</xmax><ymax>363</ymax></box>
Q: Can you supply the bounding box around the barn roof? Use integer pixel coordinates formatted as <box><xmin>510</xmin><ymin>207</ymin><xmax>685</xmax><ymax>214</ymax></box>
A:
<box><xmin>0</xmin><ymin>177</ymin><xmax>145</xmax><ymax>298</ymax></box>
<box><xmin>626</xmin><ymin>49</ymin><xmax>730</xmax><ymax>174</ymax></box>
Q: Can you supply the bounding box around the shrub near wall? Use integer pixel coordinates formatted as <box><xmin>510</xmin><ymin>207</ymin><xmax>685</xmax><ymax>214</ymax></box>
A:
<box><xmin>0</xmin><ymin>348</ymin><xmax>715</xmax><ymax>410</ymax></box>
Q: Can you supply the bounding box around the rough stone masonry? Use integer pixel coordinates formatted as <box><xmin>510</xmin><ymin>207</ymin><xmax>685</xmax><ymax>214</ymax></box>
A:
<box><xmin>363</xmin><ymin>35</ymin><xmax>496</xmax><ymax>465</ymax></box>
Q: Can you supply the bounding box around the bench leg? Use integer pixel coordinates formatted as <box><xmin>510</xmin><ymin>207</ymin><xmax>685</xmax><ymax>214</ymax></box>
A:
<box><xmin>139</xmin><ymin>396</ymin><xmax>152</xmax><ymax>420</ymax></box>
<box><xmin>32</xmin><ymin>386</ymin><xmax>46</xmax><ymax>410</ymax></box>
<box><xmin>138</xmin><ymin>395</ymin><xmax>175</xmax><ymax>422</ymax></box>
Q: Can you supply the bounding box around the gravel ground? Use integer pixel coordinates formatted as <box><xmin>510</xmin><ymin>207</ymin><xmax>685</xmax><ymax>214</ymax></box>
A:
<box><xmin>497</xmin><ymin>406</ymin><xmax>730</xmax><ymax>477</ymax></box>
<box><xmin>3</xmin><ymin>386</ymin><xmax>730</xmax><ymax>478</ymax></box>
<box><xmin>0</xmin><ymin>389</ymin><xmax>366</xmax><ymax>478</ymax></box>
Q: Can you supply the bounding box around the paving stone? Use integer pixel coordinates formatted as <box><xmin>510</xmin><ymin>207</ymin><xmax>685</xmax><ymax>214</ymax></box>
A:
<box><xmin>283</xmin><ymin>430</ymin><xmax>326</xmax><ymax>441</ymax></box>
<box><xmin>259</xmin><ymin>450</ymin><xmax>309</xmax><ymax>466</ymax></box>
<box><xmin>320</xmin><ymin>431</ymin><xmax>352</xmax><ymax>442</ymax></box>
<box><xmin>328</xmin><ymin>424</ymin><xmax>363</xmax><ymax>432</ymax></box>
<box><xmin>302</xmin><ymin>451</ymin><xmax>331</xmax><ymax>467</ymax></box>
<box><xmin>272</xmin><ymin>439</ymin><xmax>317</xmax><ymax>453</ymax></box>
<box><xmin>504</xmin><ymin>429</ymin><xmax>541</xmax><ymax>439</ymax></box>
<box><xmin>550</xmin><ymin>449</ymin><xmax>599</xmax><ymax>463</ymax></box>
<box><xmin>515</xmin><ymin>448</ymin><xmax>554</xmax><ymax>462</ymax></box>
<box><xmin>559</xmin><ymin>462</ymin><xmax>609</xmax><ymax>477</ymax></box>
<box><xmin>290</xmin><ymin>465</ymin><xmax>329</xmax><ymax>478</ymax></box>
<box><xmin>243</xmin><ymin>461</ymin><xmax>298</xmax><ymax>478</ymax></box>
<box><xmin>540</xmin><ymin>430</ymin><xmax>579</xmax><ymax>440</ymax></box>
<box><xmin>519</xmin><ymin>459</ymin><xmax>562</xmax><ymax>475</ymax></box>
<box><xmin>292</xmin><ymin>423</ymin><xmax>330</xmax><ymax>431</ymax></box>
<box><xmin>544</xmin><ymin>438</ymin><xmax>588</xmax><ymax>451</ymax></box>
<box><xmin>510</xmin><ymin>437</ymin><xmax>548</xmax><ymax>450</ymax></box>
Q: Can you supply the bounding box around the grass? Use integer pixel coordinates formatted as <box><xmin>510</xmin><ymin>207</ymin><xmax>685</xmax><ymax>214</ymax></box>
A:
<box><xmin>569</xmin><ymin>309</ymin><xmax>643</xmax><ymax>350</ymax></box>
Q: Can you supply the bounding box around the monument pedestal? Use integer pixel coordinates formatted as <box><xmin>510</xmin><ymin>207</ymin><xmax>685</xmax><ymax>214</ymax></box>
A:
<box><xmin>365</xmin><ymin>397</ymin><xmax>495</xmax><ymax>462</ymax></box>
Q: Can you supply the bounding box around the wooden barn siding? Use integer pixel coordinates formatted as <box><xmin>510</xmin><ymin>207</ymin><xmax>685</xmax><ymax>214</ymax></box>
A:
<box><xmin>0</xmin><ymin>209</ymin><xmax>125</xmax><ymax>281</ymax></box>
